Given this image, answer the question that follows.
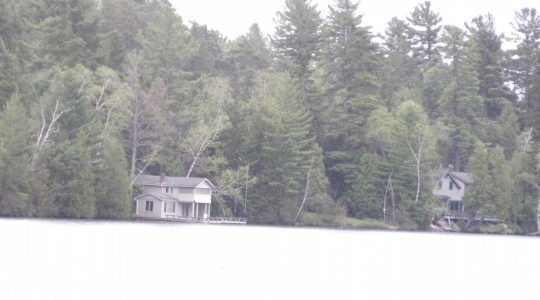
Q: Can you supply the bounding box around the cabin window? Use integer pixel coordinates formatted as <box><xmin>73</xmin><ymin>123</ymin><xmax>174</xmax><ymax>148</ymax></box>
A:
<box><xmin>449</xmin><ymin>182</ymin><xmax>454</xmax><ymax>190</ymax></box>
<box><xmin>448</xmin><ymin>201</ymin><xmax>462</xmax><ymax>211</ymax></box>
<box><xmin>145</xmin><ymin>201</ymin><xmax>153</xmax><ymax>212</ymax></box>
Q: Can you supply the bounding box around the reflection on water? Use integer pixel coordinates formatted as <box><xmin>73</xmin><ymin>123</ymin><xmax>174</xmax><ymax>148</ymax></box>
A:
<box><xmin>1</xmin><ymin>219</ymin><xmax>538</xmax><ymax>300</ymax></box>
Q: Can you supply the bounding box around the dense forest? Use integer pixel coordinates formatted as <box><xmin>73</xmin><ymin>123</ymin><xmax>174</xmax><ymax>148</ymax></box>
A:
<box><xmin>1</xmin><ymin>0</ymin><xmax>540</xmax><ymax>233</ymax></box>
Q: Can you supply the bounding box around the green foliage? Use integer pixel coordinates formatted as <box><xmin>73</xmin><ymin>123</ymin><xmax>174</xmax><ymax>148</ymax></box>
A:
<box><xmin>245</xmin><ymin>71</ymin><xmax>316</xmax><ymax>224</ymax></box>
<box><xmin>0</xmin><ymin>96</ymin><xmax>33</xmax><ymax>216</ymax></box>
<box><xmin>0</xmin><ymin>39</ymin><xmax>22</xmax><ymax>108</ymax></box>
<box><xmin>0</xmin><ymin>0</ymin><xmax>539</xmax><ymax>232</ymax></box>
<box><xmin>95</xmin><ymin>136</ymin><xmax>131</xmax><ymax>219</ymax></box>
<box><xmin>407</xmin><ymin>1</ymin><xmax>443</xmax><ymax>68</ymax></box>
<box><xmin>273</xmin><ymin>0</ymin><xmax>322</xmax><ymax>97</ymax></box>
<box><xmin>464</xmin><ymin>142</ymin><xmax>514</xmax><ymax>222</ymax></box>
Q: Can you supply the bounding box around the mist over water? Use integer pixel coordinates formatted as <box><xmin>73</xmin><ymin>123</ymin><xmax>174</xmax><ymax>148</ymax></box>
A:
<box><xmin>1</xmin><ymin>219</ymin><xmax>538</xmax><ymax>300</ymax></box>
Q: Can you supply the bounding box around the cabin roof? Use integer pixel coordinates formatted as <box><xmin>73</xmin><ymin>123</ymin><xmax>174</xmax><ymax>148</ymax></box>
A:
<box><xmin>134</xmin><ymin>193</ymin><xmax>180</xmax><ymax>202</ymax></box>
<box><xmin>434</xmin><ymin>170</ymin><xmax>473</xmax><ymax>184</ymax></box>
<box><xmin>135</xmin><ymin>175</ymin><xmax>215</xmax><ymax>188</ymax></box>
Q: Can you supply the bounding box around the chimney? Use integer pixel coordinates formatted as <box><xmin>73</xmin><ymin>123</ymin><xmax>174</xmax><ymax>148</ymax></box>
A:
<box><xmin>160</xmin><ymin>173</ymin><xmax>165</xmax><ymax>184</ymax></box>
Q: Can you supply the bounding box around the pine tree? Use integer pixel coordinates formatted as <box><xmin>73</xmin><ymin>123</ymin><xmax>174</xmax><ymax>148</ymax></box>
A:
<box><xmin>273</xmin><ymin>0</ymin><xmax>322</xmax><ymax>101</ymax></box>
<box><xmin>438</xmin><ymin>25</ymin><xmax>484</xmax><ymax>171</ymax></box>
<box><xmin>36</xmin><ymin>0</ymin><xmax>102</xmax><ymax>68</ymax></box>
<box><xmin>345</xmin><ymin>153</ymin><xmax>384</xmax><ymax>219</ymax></box>
<box><xmin>379</xmin><ymin>17</ymin><xmax>418</xmax><ymax>109</ymax></box>
<box><xmin>0</xmin><ymin>96</ymin><xmax>34</xmax><ymax>216</ymax></box>
<box><xmin>223</xmin><ymin>24</ymin><xmax>272</xmax><ymax>101</ymax></box>
<box><xmin>466</xmin><ymin>14</ymin><xmax>513</xmax><ymax>119</ymax></box>
<box><xmin>507</xmin><ymin>8</ymin><xmax>540</xmax><ymax>128</ymax></box>
<box><xmin>42</xmin><ymin>66</ymin><xmax>101</xmax><ymax>218</ymax></box>
<box><xmin>318</xmin><ymin>0</ymin><xmax>380</xmax><ymax>199</ymax></box>
<box><xmin>95</xmin><ymin>136</ymin><xmax>131</xmax><ymax>219</ymax></box>
<box><xmin>407</xmin><ymin>1</ymin><xmax>442</xmax><ymax>70</ymax></box>
<box><xmin>246</xmin><ymin>71</ymin><xmax>316</xmax><ymax>224</ymax></box>
<box><xmin>0</xmin><ymin>39</ymin><xmax>22</xmax><ymax>108</ymax></box>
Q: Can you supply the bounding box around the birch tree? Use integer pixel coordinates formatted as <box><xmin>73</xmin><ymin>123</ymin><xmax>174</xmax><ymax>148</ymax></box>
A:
<box><xmin>183</xmin><ymin>77</ymin><xmax>231</xmax><ymax>177</ymax></box>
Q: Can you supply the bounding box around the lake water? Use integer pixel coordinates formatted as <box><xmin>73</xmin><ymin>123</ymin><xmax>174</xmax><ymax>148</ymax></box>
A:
<box><xmin>1</xmin><ymin>219</ymin><xmax>538</xmax><ymax>300</ymax></box>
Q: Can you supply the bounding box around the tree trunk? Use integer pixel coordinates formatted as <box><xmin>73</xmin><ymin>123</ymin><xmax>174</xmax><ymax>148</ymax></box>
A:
<box><xmin>186</xmin><ymin>151</ymin><xmax>200</xmax><ymax>178</ymax></box>
<box><xmin>537</xmin><ymin>192</ymin><xmax>540</xmax><ymax>233</ymax></box>
<box><xmin>295</xmin><ymin>158</ymin><xmax>314</xmax><ymax>224</ymax></box>
<box><xmin>129</xmin><ymin>108</ymin><xmax>138</xmax><ymax>196</ymax></box>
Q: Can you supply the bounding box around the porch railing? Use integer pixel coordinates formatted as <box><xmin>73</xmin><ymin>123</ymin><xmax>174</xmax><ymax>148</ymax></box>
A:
<box><xmin>163</xmin><ymin>215</ymin><xmax>247</xmax><ymax>224</ymax></box>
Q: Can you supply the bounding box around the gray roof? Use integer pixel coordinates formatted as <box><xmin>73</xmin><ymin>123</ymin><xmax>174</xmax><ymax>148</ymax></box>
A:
<box><xmin>434</xmin><ymin>170</ymin><xmax>473</xmax><ymax>184</ymax></box>
<box><xmin>135</xmin><ymin>193</ymin><xmax>180</xmax><ymax>202</ymax></box>
<box><xmin>135</xmin><ymin>175</ymin><xmax>214</xmax><ymax>188</ymax></box>
<box><xmin>451</xmin><ymin>172</ymin><xmax>473</xmax><ymax>184</ymax></box>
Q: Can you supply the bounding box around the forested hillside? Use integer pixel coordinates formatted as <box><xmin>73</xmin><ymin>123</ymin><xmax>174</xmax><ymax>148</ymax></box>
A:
<box><xmin>1</xmin><ymin>0</ymin><xmax>540</xmax><ymax>232</ymax></box>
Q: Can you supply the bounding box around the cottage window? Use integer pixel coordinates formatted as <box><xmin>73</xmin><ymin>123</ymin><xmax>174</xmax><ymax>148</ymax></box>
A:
<box><xmin>164</xmin><ymin>202</ymin><xmax>167</xmax><ymax>212</ymax></box>
<box><xmin>449</xmin><ymin>182</ymin><xmax>454</xmax><ymax>190</ymax></box>
<box><xmin>172</xmin><ymin>203</ymin><xmax>176</xmax><ymax>213</ymax></box>
<box><xmin>165</xmin><ymin>186</ymin><xmax>174</xmax><ymax>194</ymax></box>
<box><xmin>145</xmin><ymin>201</ymin><xmax>154</xmax><ymax>212</ymax></box>
<box><xmin>437</xmin><ymin>181</ymin><xmax>442</xmax><ymax>190</ymax></box>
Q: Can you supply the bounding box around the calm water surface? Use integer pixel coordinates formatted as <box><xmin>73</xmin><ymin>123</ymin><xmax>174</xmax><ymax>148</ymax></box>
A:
<box><xmin>1</xmin><ymin>219</ymin><xmax>538</xmax><ymax>300</ymax></box>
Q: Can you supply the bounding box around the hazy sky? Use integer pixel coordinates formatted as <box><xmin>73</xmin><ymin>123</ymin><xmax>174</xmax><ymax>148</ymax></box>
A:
<box><xmin>169</xmin><ymin>0</ymin><xmax>539</xmax><ymax>39</ymax></box>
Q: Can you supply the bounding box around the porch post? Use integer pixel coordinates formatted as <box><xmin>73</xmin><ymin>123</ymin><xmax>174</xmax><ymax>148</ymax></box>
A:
<box><xmin>192</xmin><ymin>202</ymin><xmax>195</xmax><ymax>219</ymax></box>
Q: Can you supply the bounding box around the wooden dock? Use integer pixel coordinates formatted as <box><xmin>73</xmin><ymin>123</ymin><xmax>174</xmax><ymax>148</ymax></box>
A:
<box><xmin>160</xmin><ymin>215</ymin><xmax>247</xmax><ymax>224</ymax></box>
<box><xmin>441</xmin><ymin>211</ymin><xmax>500</xmax><ymax>223</ymax></box>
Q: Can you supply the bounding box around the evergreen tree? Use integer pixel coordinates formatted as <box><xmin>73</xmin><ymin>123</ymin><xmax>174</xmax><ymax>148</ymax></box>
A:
<box><xmin>95</xmin><ymin>136</ymin><xmax>131</xmax><ymax>219</ymax></box>
<box><xmin>0</xmin><ymin>96</ymin><xmax>34</xmax><ymax>216</ymax></box>
<box><xmin>344</xmin><ymin>153</ymin><xmax>384</xmax><ymax>219</ymax></box>
<box><xmin>273</xmin><ymin>0</ymin><xmax>322</xmax><ymax>101</ymax></box>
<box><xmin>187</xmin><ymin>23</ymin><xmax>225</xmax><ymax>76</ymax></box>
<box><xmin>246</xmin><ymin>71</ymin><xmax>316</xmax><ymax>224</ymax></box>
<box><xmin>379</xmin><ymin>17</ymin><xmax>418</xmax><ymax>109</ymax></box>
<box><xmin>0</xmin><ymin>39</ymin><xmax>22</xmax><ymax>108</ymax></box>
<box><xmin>407</xmin><ymin>1</ymin><xmax>442</xmax><ymax>70</ymax></box>
<box><xmin>42</xmin><ymin>66</ymin><xmax>101</xmax><ymax>218</ymax></box>
<box><xmin>507</xmin><ymin>8</ymin><xmax>540</xmax><ymax>128</ymax></box>
<box><xmin>36</xmin><ymin>0</ymin><xmax>102</xmax><ymax>68</ymax></box>
<box><xmin>0</xmin><ymin>0</ymin><xmax>24</xmax><ymax>52</ymax></box>
<box><xmin>464</xmin><ymin>142</ymin><xmax>513</xmax><ymax>223</ymax></box>
<box><xmin>438</xmin><ymin>25</ymin><xmax>484</xmax><ymax>171</ymax></box>
<box><xmin>97</xmin><ymin>0</ymin><xmax>146</xmax><ymax>69</ymax></box>
<box><xmin>317</xmin><ymin>0</ymin><xmax>380</xmax><ymax>199</ymax></box>
<box><xmin>466</xmin><ymin>14</ymin><xmax>513</xmax><ymax>119</ymax></box>
<box><xmin>223</xmin><ymin>24</ymin><xmax>272</xmax><ymax>101</ymax></box>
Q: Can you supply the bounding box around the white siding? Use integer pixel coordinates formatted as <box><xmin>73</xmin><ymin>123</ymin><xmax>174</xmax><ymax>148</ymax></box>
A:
<box><xmin>162</xmin><ymin>202</ymin><xmax>182</xmax><ymax>219</ymax></box>
<box><xmin>194</xmin><ymin>188</ymin><xmax>211</xmax><ymax>204</ymax></box>
<box><xmin>135</xmin><ymin>195</ymin><xmax>163</xmax><ymax>219</ymax></box>
<box><xmin>173</xmin><ymin>187</ymin><xmax>195</xmax><ymax>202</ymax></box>
<box><xmin>433</xmin><ymin>176</ymin><xmax>467</xmax><ymax>201</ymax></box>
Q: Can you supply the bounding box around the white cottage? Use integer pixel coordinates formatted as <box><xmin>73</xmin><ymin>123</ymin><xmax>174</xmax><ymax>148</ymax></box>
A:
<box><xmin>134</xmin><ymin>175</ymin><xmax>214</xmax><ymax>220</ymax></box>
<box><xmin>433</xmin><ymin>169</ymin><xmax>473</xmax><ymax>212</ymax></box>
